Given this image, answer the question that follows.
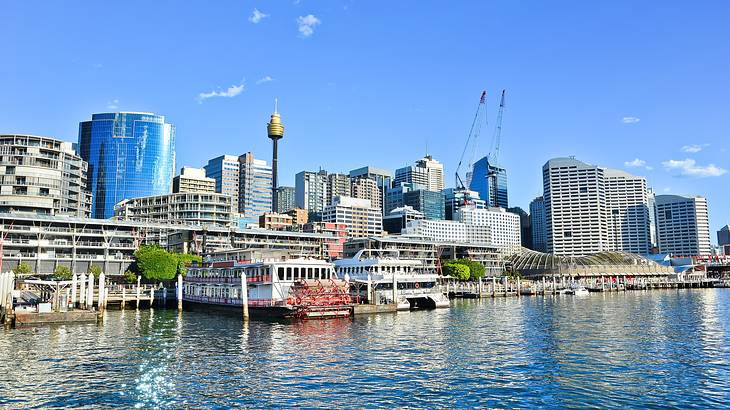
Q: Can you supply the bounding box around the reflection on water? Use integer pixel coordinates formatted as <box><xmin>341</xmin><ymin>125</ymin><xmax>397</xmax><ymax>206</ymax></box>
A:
<box><xmin>2</xmin><ymin>289</ymin><xmax>730</xmax><ymax>408</ymax></box>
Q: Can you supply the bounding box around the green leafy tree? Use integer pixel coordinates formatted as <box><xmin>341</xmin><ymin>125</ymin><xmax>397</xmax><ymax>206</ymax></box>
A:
<box><xmin>458</xmin><ymin>259</ymin><xmax>486</xmax><ymax>280</ymax></box>
<box><xmin>88</xmin><ymin>265</ymin><xmax>102</xmax><ymax>278</ymax></box>
<box><xmin>175</xmin><ymin>253</ymin><xmax>202</xmax><ymax>276</ymax></box>
<box><xmin>53</xmin><ymin>265</ymin><xmax>73</xmax><ymax>281</ymax></box>
<box><xmin>134</xmin><ymin>245</ymin><xmax>178</xmax><ymax>281</ymax></box>
<box><xmin>442</xmin><ymin>261</ymin><xmax>470</xmax><ymax>281</ymax></box>
<box><xmin>12</xmin><ymin>262</ymin><xmax>32</xmax><ymax>276</ymax></box>
<box><xmin>123</xmin><ymin>270</ymin><xmax>138</xmax><ymax>284</ymax></box>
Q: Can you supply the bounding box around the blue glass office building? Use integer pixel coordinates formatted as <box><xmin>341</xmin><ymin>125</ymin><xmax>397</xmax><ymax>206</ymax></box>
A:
<box><xmin>469</xmin><ymin>156</ymin><xmax>508</xmax><ymax>209</ymax></box>
<box><xmin>78</xmin><ymin>112</ymin><xmax>176</xmax><ymax>218</ymax></box>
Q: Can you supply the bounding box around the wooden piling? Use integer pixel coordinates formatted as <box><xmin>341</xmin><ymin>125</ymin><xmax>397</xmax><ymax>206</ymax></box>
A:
<box><xmin>71</xmin><ymin>273</ymin><xmax>78</xmax><ymax>308</ymax></box>
<box><xmin>98</xmin><ymin>272</ymin><xmax>106</xmax><ymax>312</ymax></box>
<box><xmin>86</xmin><ymin>274</ymin><xmax>94</xmax><ymax>309</ymax></box>
<box><xmin>241</xmin><ymin>270</ymin><xmax>249</xmax><ymax>320</ymax></box>
<box><xmin>177</xmin><ymin>274</ymin><xmax>183</xmax><ymax>311</ymax></box>
<box><xmin>136</xmin><ymin>276</ymin><xmax>141</xmax><ymax>309</ymax></box>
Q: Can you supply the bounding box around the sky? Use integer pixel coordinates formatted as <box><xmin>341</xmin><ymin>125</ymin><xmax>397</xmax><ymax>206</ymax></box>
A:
<box><xmin>1</xmin><ymin>1</ymin><xmax>729</xmax><ymax>240</ymax></box>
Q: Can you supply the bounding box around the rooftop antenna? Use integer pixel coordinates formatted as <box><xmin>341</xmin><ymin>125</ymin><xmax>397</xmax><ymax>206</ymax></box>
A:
<box><xmin>274</xmin><ymin>97</ymin><xmax>279</xmax><ymax>114</ymax></box>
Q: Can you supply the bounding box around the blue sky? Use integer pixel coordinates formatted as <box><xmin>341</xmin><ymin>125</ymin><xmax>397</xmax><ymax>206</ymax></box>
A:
<box><xmin>2</xmin><ymin>1</ymin><xmax>729</xmax><ymax>238</ymax></box>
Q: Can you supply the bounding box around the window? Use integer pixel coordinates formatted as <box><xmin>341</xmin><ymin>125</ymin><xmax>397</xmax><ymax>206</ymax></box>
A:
<box><xmin>278</xmin><ymin>267</ymin><xmax>285</xmax><ymax>281</ymax></box>
<box><xmin>564</xmin><ymin>231</ymin><xmax>572</xmax><ymax>238</ymax></box>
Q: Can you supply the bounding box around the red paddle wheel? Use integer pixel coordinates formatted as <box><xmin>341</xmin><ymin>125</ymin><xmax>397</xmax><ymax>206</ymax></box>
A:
<box><xmin>288</xmin><ymin>278</ymin><xmax>352</xmax><ymax>319</ymax></box>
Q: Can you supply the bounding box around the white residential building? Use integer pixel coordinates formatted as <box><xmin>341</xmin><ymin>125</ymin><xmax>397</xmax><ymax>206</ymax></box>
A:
<box><xmin>173</xmin><ymin>167</ymin><xmax>216</xmax><ymax>193</ymax></box>
<box><xmin>295</xmin><ymin>170</ymin><xmax>328</xmax><ymax>217</ymax></box>
<box><xmin>238</xmin><ymin>152</ymin><xmax>272</xmax><ymax>219</ymax></box>
<box><xmin>394</xmin><ymin>155</ymin><xmax>445</xmax><ymax>192</ymax></box>
<box><xmin>322</xmin><ymin>196</ymin><xmax>382</xmax><ymax>238</ymax></box>
<box><xmin>655</xmin><ymin>194</ymin><xmax>711</xmax><ymax>256</ymax></box>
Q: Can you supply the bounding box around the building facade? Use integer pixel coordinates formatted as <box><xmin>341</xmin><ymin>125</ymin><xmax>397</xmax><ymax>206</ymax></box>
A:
<box><xmin>604</xmin><ymin>169</ymin><xmax>651</xmax><ymax>254</ymax></box>
<box><xmin>443</xmin><ymin>188</ymin><xmax>486</xmax><ymax>220</ymax></box>
<box><xmin>718</xmin><ymin>225</ymin><xmax>730</xmax><ymax>247</ymax></box>
<box><xmin>394</xmin><ymin>155</ymin><xmax>445</xmax><ymax>192</ymax></box>
<box><xmin>327</xmin><ymin>173</ymin><xmax>351</xmax><ymax>205</ymax></box>
<box><xmin>78</xmin><ymin>112</ymin><xmax>176</xmax><ymax>219</ymax></box>
<box><xmin>321</xmin><ymin>196</ymin><xmax>383</xmax><ymax>238</ymax></box>
<box><xmin>402</xmin><ymin>219</ymin><xmax>491</xmax><ymax>244</ymax></box>
<box><xmin>295</xmin><ymin>169</ymin><xmax>328</xmax><ymax>219</ymax></box>
<box><xmin>655</xmin><ymin>194</ymin><xmax>711</xmax><ymax>256</ymax></box>
<box><xmin>114</xmin><ymin>192</ymin><xmax>232</xmax><ymax>227</ymax></box>
<box><xmin>543</xmin><ymin>157</ymin><xmax>608</xmax><ymax>256</ymax></box>
<box><xmin>204</xmin><ymin>155</ymin><xmax>240</xmax><ymax>211</ymax></box>
<box><xmin>403</xmin><ymin>189</ymin><xmax>445</xmax><ymax>220</ymax></box>
<box><xmin>258</xmin><ymin>212</ymin><xmax>294</xmax><ymax>230</ymax></box>
<box><xmin>173</xmin><ymin>167</ymin><xmax>215</xmax><ymax>193</ymax></box>
<box><xmin>0</xmin><ymin>134</ymin><xmax>91</xmax><ymax>217</ymax></box>
<box><xmin>529</xmin><ymin>196</ymin><xmax>547</xmax><ymax>252</ymax></box>
<box><xmin>276</xmin><ymin>186</ymin><xmax>296</xmax><ymax>213</ymax></box>
<box><xmin>238</xmin><ymin>152</ymin><xmax>272</xmax><ymax>220</ymax></box>
<box><xmin>455</xmin><ymin>206</ymin><xmax>521</xmax><ymax>254</ymax></box>
<box><xmin>469</xmin><ymin>156</ymin><xmax>508</xmax><ymax>209</ymax></box>
<box><xmin>349</xmin><ymin>166</ymin><xmax>393</xmax><ymax>215</ymax></box>
<box><xmin>382</xmin><ymin>206</ymin><xmax>425</xmax><ymax>234</ymax></box>
<box><xmin>350</xmin><ymin>177</ymin><xmax>382</xmax><ymax>211</ymax></box>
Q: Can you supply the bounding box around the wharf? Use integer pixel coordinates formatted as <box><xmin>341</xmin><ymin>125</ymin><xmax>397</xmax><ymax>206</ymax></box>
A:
<box><xmin>14</xmin><ymin>310</ymin><xmax>98</xmax><ymax>326</ymax></box>
<box><xmin>353</xmin><ymin>304</ymin><xmax>396</xmax><ymax>315</ymax></box>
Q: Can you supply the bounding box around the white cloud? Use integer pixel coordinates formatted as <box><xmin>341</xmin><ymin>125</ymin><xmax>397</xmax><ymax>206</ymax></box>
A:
<box><xmin>256</xmin><ymin>76</ymin><xmax>274</xmax><ymax>84</ymax></box>
<box><xmin>198</xmin><ymin>83</ymin><xmax>245</xmax><ymax>102</ymax></box>
<box><xmin>624</xmin><ymin>158</ymin><xmax>653</xmax><ymax>170</ymax></box>
<box><xmin>248</xmin><ymin>8</ymin><xmax>269</xmax><ymax>24</ymax></box>
<box><xmin>663</xmin><ymin>187</ymin><xmax>671</xmax><ymax>193</ymax></box>
<box><xmin>93</xmin><ymin>63</ymin><xmax>103</xmax><ymax>69</ymax></box>
<box><xmin>662</xmin><ymin>158</ymin><xmax>727</xmax><ymax>178</ymax></box>
<box><xmin>622</xmin><ymin>116</ymin><xmax>640</xmax><ymax>124</ymax></box>
<box><xmin>297</xmin><ymin>14</ymin><xmax>321</xmax><ymax>37</ymax></box>
<box><xmin>681</xmin><ymin>144</ymin><xmax>708</xmax><ymax>153</ymax></box>
<box><xmin>106</xmin><ymin>99</ymin><xmax>119</xmax><ymax>110</ymax></box>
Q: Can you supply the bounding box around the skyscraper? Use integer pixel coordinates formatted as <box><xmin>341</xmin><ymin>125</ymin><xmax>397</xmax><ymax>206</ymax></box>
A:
<box><xmin>394</xmin><ymin>155</ymin><xmax>444</xmax><ymax>192</ymax></box>
<box><xmin>238</xmin><ymin>152</ymin><xmax>272</xmax><ymax>220</ymax></box>
<box><xmin>351</xmin><ymin>177</ymin><xmax>382</xmax><ymax>210</ymax></box>
<box><xmin>296</xmin><ymin>169</ymin><xmax>328</xmax><ymax>219</ymax></box>
<box><xmin>718</xmin><ymin>225</ymin><xmax>730</xmax><ymax>247</ymax></box>
<box><xmin>655</xmin><ymin>195</ymin><xmax>711</xmax><ymax>256</ymax></box>
<box><xmin>605</xmin><ymin>169</ymin><xmax>651</xmax><ymax>254</ymax></box>
<box><xmin>327</xmin><ymin>173</ymin><xmax>351</xmax><ymax>205</ymax></box>
<box><xmin>276</xmin><ymin>186</ymin><xmax>296</xmax><ymax>214</ymax></box>
<box><xmin>78</xmin><ymin>112</ymin><xmax>175</xmax><ymax>219</ymax></box>
<box><xmin>205</xmin><ymin>155</ymin><xmax>240</xmax><ymax>211</ymax></box>
<box><xmin>469</xmin><ymin>156</ymin><xmax>508</xmax><ymax>209</ymax></box>
<box><xmin>403</xmin><ymin>189</ymin><xmax>445</xmax><ymax>220</ymax></box>
<box><xmin>267</xmin><ymin>102</ymin><xmax>284</xmax><ymax>212</ymax></box>
<box><xmin>443</xmin><ymin>188</ymin><xmax>485</xmax><ymax>220</ymax></box>
<box><xmin>529</xmin><ymin>196</ymin><xmax>547</xmax><ymax>252</ymax></box>
<box><xmin>349</xmin><ymin>166</ymin><xmax>393</xmax><ymax>216</ymax></box>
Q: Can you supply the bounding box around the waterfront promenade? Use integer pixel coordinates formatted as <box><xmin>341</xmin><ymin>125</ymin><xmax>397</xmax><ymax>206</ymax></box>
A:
<box><xmin>1</xmin><ymin>288</ymin><xmax>729</xmax><ymax>408</ymax></box>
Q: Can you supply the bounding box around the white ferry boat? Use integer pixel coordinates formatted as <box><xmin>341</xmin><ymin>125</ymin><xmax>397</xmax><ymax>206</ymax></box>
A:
<box><xmin>334</xmin><ymin>250</ymin><xmax>450</xmax><ymax>310</ymax></box>
<box><xmin>184</xmin><ymin>256</ymin><xmax>352</xmax><ymax>320</ymax></box>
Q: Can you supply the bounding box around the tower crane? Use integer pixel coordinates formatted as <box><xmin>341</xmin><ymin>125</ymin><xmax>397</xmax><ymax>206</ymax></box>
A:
<box><xmin>455</xmin><ymin>90</ymin><xmax>487</xmax><ymax>190</ymax></box>
<box><xmin>488</xmin><ymin>89</ymin><xmax>506</xmax><ymax>166</ymax></box>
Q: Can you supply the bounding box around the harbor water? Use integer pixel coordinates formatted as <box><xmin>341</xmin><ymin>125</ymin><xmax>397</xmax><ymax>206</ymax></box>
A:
<box><xmin>2</xmin><ymin>289</ymin><xmax>730</xmax><ymax>408</ymax></box>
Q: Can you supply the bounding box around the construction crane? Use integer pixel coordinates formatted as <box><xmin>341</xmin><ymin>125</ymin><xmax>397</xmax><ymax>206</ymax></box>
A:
<box><xmin>455</xmin><ymin>90</ymin><xmax>487</xmax><ymax>190</ymax></box>
<box><xmin>488</xmin><ymin>89</ymin><xmax>506</xmax><ymax>166</ymax></box>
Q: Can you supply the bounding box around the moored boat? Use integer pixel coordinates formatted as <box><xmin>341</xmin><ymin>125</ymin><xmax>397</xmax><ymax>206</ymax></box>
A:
<box><xmin>184</xmin><ymin>256</ymin><xmax>352</xmax><ymax>320</ymax></box>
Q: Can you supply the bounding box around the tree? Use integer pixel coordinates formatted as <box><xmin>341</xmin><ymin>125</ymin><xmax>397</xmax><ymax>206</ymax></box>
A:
<box><xmin>13</xmin><ymin>262</ymin><xmax>32</xmax><ymax>276</ymax></box>
<box><xmin>442</xmin><ymin>261</ymin><xmax>470</xmax><ymax>281</ymax></box>
<box><xmin>88</xmin><ymin>265</ymin><xmax>102</xmax><ymax>278</ymax></box>
<box><xmin>175</xmin><ymin>253</ymin><xmax>202</xmax><ymax>276</ymax></box>
<box><xmin>458</xmin><ymin>259</ymin><xmax>485</xmax><ymax>280</ymax></box>
<box><xmin>134</xmin><ymin>245</ymin><xmax>178</xmax><ymax>281</ymax></box>
<box><xmin>123</xmin><ymin>270</ymin><xmax>137</xmax><ymax>284</ymax></box>
<box><xmin>53</xmin><ymin>265</ymin><xmax>72</xmax><ymax>281</ymax></box>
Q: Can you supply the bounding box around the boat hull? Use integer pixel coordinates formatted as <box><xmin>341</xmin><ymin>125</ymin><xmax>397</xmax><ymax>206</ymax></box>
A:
<box><xmin>182</xmin><ymin>299</ymin><xmax>352</xmax><ymax>320</ymax></box>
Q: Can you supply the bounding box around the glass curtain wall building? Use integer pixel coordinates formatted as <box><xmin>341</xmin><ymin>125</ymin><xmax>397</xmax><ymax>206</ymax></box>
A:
<box><xmin>469</xmin><ymin>156</ymin><xmax>508</xmax><ymax>209</ymax></box>
<box><xmin>78</xmin><ymin>112</ymin><xmax>175</xmax><ymax>219</ymax></box>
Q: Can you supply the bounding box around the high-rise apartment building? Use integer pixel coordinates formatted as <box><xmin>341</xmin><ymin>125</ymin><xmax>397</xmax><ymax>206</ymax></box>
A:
<box><xmin>529</xmin><ymin>196</ymin><xmax>547</xmax><ymax>252</ymax></box>
<box><xmin>276</xmin><ymin>186</ymin><xmax>296</xmax><ymax>214</ymax></box>
<box><xmin>114</xmin><ymin>192</ymin><xmax>232</xmax><ymax>227</ymax></box>
<box><xmin>469</xmin><ymin>156</ymin><xmax>508</xmax><ymax>209</ymax></box>
<box><xmin>543</xmin><ymin>157</ymin><xmax>608</xmax><ymax>256</ymax></box>
<box><xmin>173</xmin><ymin>167</ymin><xmax>215</xmax><ymax>193</ymax></box>
<box><xmin>604</xmin><ymin>169</ymin><xmax>651</xmax><ymax>254</ymax></box>
<box><xmin>507</xmin><ymin>207</ymin><xmax>532</xmax><ymax>249</ymax></box>
<box><xmin>78</xmin><ymin>112</ymin><xmax>176</xmax><ymax>219</ymax></box>
<box><xmin>0</xmin><ymin>134</ymin><xmax>91</xmax><ymax>217</ymax></box>
<box><xmin>350</xmin><ymin>177</ymin><xmax>382</xmax><ymax>210</ymax></box>
<box><xmin>655</xmin><ymin>195</ymin><xmax>711</xmax><ymax>256</ymax></box>
<box><xmin>295</xmin><ymin>169</ymin><xmax>328</xmax><ymax>219</ymax></box>
<box><xmin>237</xmin><ymin>152</ymin><xmax>272</xmax><ymax>220</ymax></box>
<box><xmin>394</xmin><ymin>155</ymin><xmax>444</xmax><ymax>192</ymax></box>
<box><xmin>349</xmin><ymin>166</ymin><xmax>393</xmax><ymax>215</ymax></box>
<box><xmin>321</xmin><ymin>196</ymin><xmax>382</xmax><ymax>238</ymax></box>
<box><xmin>327</xmin><ymin>173</ymin><xmax>351</xmax><ymax>205</ymax></box>
<box><xmin>204</xmin><ymin>155</ymin><xmax>240</xmax><ymax>211</ymax></box>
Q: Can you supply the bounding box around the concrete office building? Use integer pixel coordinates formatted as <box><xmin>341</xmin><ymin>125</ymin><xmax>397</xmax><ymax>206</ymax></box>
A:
<box><xmin>655</xmin><ymin>194</ymin><xmax>711</xmax><ymax>256</ymax></box>
<box><xmin>276</xmin><ymin>186</ymin><xmax>296</xmax><ymax>214</ymax></box>
<box><xmin>350</xmin><ymin>177</ymin><xmax>382</xmax><ymax>211</ymax></box>
<box><xmin>204</xmin><ymin>155</ymin><xmax>240</xmax><ymax>211</ymax></box>
<box><xmin>455</xmin><ymin>206</ymin><xmax>521</xmax><ymax>255</ymax></box>
<box><xmin>604</xmin><ymin>169</ymin><xmax>651</xmax><ymax>254</ymax></box>
<box><xmin>529</xmin><ymin>196</ymin><xmax>547</xmax><ymax>252</ymax></box>
<box><xmin>394</xmin><ymin>155</ymin><xmax>445</xmax><ymax>192</ymax></box>
<box><xmin>0</xmin><ymin>134</ymin><xmax>91</xmax><ymax>217</ymax></box>
<box><xmin>78</xmin><ymin>112</ymin><xmax>175</xmax><ymax>219</ymax></box>
<box><xmin>173</xmin><ymin>167</ymin><xmax>215</xmax><ymax>193</ymax></box>
<box><xmin>322</xmin><ymin>196</ymin><xmax>383</xmax><ymax>238</ymax></box>
<box><xmin>238</xmin><ymin>152</ymin><xmax>272</xmax><ymax>221</ymax></box>
<box><xmin>115</xmin><ymin>192</ymin><xmax>233</xmax><ymax>227</ymax></box>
